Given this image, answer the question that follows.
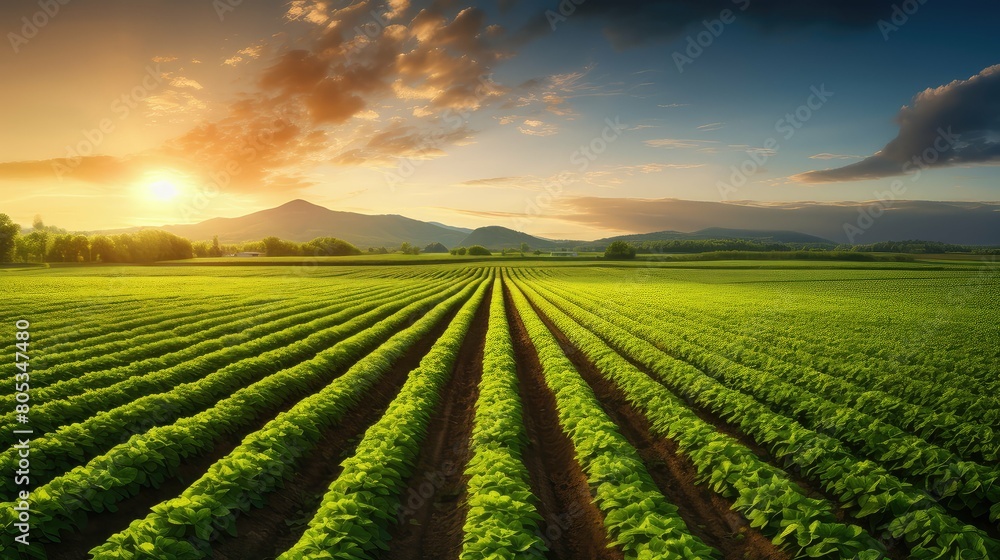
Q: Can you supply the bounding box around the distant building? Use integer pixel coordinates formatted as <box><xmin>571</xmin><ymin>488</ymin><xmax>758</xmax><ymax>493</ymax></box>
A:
<box><xmin>549</xmin><ymin>250</ymin><xmax>578</xmax><ymax>257</ymax></box>
<box><xmin>235</xmin><ymin>251</ymin><xmax>264</xmax><ymax>257</ymax></box>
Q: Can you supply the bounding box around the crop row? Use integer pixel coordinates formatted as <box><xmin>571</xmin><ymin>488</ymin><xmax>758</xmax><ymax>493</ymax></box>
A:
<box><xmin>92</xmin><ymin>275</ymin><xmax>490</xmax><ymax>558</ymax></box>
<box><xmin>531</xmin><ymin>275</ymin><xmax>1000</xmax><ymax>526</ymax></box>
<box><xmin>274</xmin><ymin>276</ymin><xmax>492</xmax><ymax>559</ymax></box>
<box><xmin>0</xmin><ymin>276</ymin><xmax>464</xmax><ymax>494</ymax></box>
<box><xmin>605</xmin><ymin>280</ymin><xmax>1000</xmax><ymax>461</ymax></box>
<box><xmin>0</xmin><ymin>284</ymin><xmax>371</xmax><ymax>418</ymax></box>
<box><xmin>520</xmin><ymin>271</ymin><xmax>1000</xmax><ymax>558</ymax></box>
<box><xmin>0</xmin><ymin>271</ymin><xmax>485</xmax><ymax>553</ymax></box>
<box><xmin>22</xmin><ymin>295</ymin><xmax>190</xmax><ymax>345</ymax></box>
<box><xmin>32</xmin><ymin>301</ymin><xmax>265</xmax><ymax>375</ymax></box>
<box><xmin>26</xmin><ymin>283</ymin><xmax>360</xmax><ymax>388</ymax></box>
<box><xmin>30</xmin><ymin>295</ymin><xmax>238</xmax><ymax>356</ymax></box>
<box><xmin>459</xmin><ymin>278</ymin><xmax>546</xmax><ymax>559</ymax></box>
<box><xmin>510</xmin><ymin>273</ymin><xmax>883</xmax><ymax>559</ymax></box>
<box><xmin>0</xmin><ymin>276</ymin><xmax>449</xmax><ymax>447</ymax></box>
<box><xmin>506</xmin><ymin>277</ymin><xmax>718</xmax><ymax>559</ymax></box>
<box><xmin>638</xmin><ymin>280</ymin><xmax>1000</xmax><ymax>422</ymax></box>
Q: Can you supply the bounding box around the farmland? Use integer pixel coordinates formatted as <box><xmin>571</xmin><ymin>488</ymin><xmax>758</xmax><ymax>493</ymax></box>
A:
<box><xmin>1</xmin><ymin>261</ymin><xmax>998</xmax><ymax>559</ymax></box>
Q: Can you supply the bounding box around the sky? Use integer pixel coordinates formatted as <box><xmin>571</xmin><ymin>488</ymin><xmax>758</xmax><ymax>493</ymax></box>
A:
<box><xmin>0</xmin><ymin>0</ymin><xmax>998</xmax><ymax>240</ymax></box>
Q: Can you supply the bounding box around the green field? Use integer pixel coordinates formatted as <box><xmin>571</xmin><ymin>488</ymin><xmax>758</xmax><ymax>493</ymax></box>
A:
<box><xmin>1</xmin><ymin>260</ymin><xmax>998</xmax><ymax>559</ymax></box>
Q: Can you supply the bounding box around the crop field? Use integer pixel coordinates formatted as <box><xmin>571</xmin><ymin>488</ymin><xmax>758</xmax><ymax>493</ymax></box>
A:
<box><xmin>1</xmin><ymin>261</ymin><xmax>998</xmax><ymax>559</ymax></box>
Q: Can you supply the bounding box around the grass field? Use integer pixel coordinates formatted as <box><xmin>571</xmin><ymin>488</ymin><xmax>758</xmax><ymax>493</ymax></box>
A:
<box><xmin>1</xmin><ymin>261</ymin><xmax>998</xmax><ymax>559</ymax></box>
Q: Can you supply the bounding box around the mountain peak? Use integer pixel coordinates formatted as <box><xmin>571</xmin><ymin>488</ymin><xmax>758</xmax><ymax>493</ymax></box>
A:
<box><xmin>276</xmin><ymin>199</ymin><xmax>326</xmax><ymax>210</ymax></box>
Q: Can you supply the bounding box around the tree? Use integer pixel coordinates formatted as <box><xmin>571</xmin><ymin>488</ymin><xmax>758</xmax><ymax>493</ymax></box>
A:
<box><xmin>46</xmin><ymin>233</ymin><xmax>69</xmax><ymax>262</ymax></box>
<box><xmin>90</xmin><ymin>235</ymin><xmax>118</xmax><ymax>262</ymax></box>
<box><xmin>0</xmin><ymin>214</ymin><xmax>20</xmax><ymax>262</ymax></box>
<box><xmin>303</xmin><ymin>237</ymin><xmax>362</xmax><ymax>256</ymax></box>
<box><xmin>520</xmin><ymin>242</ymin><xmax>530</xmax><ymax>255</ymax></box>
<box><xmin>424</xmin><ymin>242</ymin><xmax>449</xmax><ymax>253</ymax></box>
<box><xmin>210</xmin><ymin>235</ymin><xmax>223</xmax><ymax>257</ymax></box>
<box><xmin>604</xmin><ymin>240</ymin><xmax>636</xmax><ymax>260</ymax></box>
<box><xmin>14</xmin><ymin>236</ymin><xmax>30</xmax><ymax>262</ymax></box>
<box><xmin>262</xmin><ymin>236</ymin><xmax>300</xmax><ymax>256</ymax></box>
<box><xmin>467</xmin><ymin>245</ymin><xmax>491</xmax><ymax>256</ymax></box>
<box><xmin>70</xmin><ymin>235</ymin><xmax>91</xmax><ymax>262</ymax></box>
<box><xmin>191</xmin><ymin>241</ymin><xmax>211</xmax><ymax>258</ymax></box>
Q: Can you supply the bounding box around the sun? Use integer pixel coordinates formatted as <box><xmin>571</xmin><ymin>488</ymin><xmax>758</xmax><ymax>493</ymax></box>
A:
<box><xmin>147</xmin><ymin>179</ymin><xmax>180</xmax><ymax>201</ymax></box>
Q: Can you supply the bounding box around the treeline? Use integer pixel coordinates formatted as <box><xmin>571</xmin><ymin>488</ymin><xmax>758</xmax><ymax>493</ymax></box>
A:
<box><xmin>574</xmin><ymin>239</ymin><xmax>830</xmax><ymax>254</ymax></box>
<box><xmin>449</xmin><ymin>245</ymin><xmax>492</xmax><ymax>256</ymax></box>
<box><xmin>228</xmin><ymin>236</ymin><xmax>362</xmax><ymax>257</ymax></box>
<box><xmin>583</xmin><ymin>238</ymin><xmax>1000</xmax><ymax>255</ymax></box>
<box><xmin>841</xmin><ymin>240</ymin><xmax>1000</xmax><ymax>254</ymax></box>
<box><xmin>673</xmin><ymin>251</ymin><xmax>914</xmax><ymax>262</ymax></box>
<box><xmin>0</xmin><ymin>215</ymin><xmax>194</xmax><ymax>263</ymax></box>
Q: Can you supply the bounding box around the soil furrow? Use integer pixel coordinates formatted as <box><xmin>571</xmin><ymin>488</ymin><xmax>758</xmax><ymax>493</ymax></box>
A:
<box><xmin>46</xmin><ymin>299</ymin><xmax>462</xmax><ymax>560</ymax></box>
<box><xmin>380</xmin><ymin>284</ymin><xmax>491</xmax><ymax>560</ymax></box>
<box><xmin>502</xmin><ymin>284</ymin><xmax>623</xmax><ymax>560</ymax></box>
<box><xmin>524</xmin><ymin>289</ymin><xmax>912</xmax><ymax>559</ymax></box>
<box><xmin>524</xmin><ymin>296</ymin><xmax>788</xmax><ymax>560</ymax></box>
<box><xmin>211</xmin><ymin>298</ymin><xmax>467</xmax><ymax>560</ymax></box>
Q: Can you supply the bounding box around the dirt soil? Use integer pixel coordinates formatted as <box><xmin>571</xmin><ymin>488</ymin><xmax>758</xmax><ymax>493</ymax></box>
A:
<box><xmin>379</xmin><ymin>284</ymin><xmax>491</xmax><ymax>559</ymax></box>
<box><xmin>502</xmin><ymin>284</ymin><xmax>624</xmax><ymax>560</ymax></box>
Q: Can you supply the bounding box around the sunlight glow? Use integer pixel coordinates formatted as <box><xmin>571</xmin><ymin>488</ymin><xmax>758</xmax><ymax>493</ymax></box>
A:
<box><xmin>146</xmin><ymin>178</ymin><xmax>181</xmax><ymax>202</ymax></box>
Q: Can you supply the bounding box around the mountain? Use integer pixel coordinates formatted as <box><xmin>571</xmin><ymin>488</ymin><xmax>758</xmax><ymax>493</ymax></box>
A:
<box><xmin>562</xmin><ymin>198</ymin><xmax>1000</xmax><ymax>245</ymax></box>
<box><xmin>427</xmin><ymin>222</ymin><xmax>473</xmax><ymax>234</ymax></box>
<box><xmin>597</xmin><ymin>228</ymin><xmax>833</xmax><ymax>245</ymax></box>
<box><xmin>458</xmin><ymin>226</ymin><xmax>581</xmax><ymax>250</ymax></box>
<box><xmin>154</xmin><ymin>200</ymin><xmax>469</xmax><ymax>248</ymax></box>
<box><xmin>91</xmin><ymin>198</ymin><xmax>1000</xmax><ymax>250</ymax></box>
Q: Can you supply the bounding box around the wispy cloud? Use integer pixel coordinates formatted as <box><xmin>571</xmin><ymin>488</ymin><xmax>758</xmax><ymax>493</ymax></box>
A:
<box><xmin>517</xmin><ymin>119</ymin><xmax>558</xmax><ymax>136</ymax></box>
<box><xmin>696</xmin><ymin>122</ymin><xmax>724</xmax><ymax>131</ymax></box>
<box><xmin>616</xmin><ymin>163</ymin><xmax>705</xmax><ymax>174</ymax></box>
<box><xmin>809</xmin><ymin>152</ymin><xmax>864</xmax><ymax>160</ymax></box>
<box><xmin>224</xmin><ymin>43</ymin><xmax>267</xmax><ymax>66</ymax></box>
<box><xmin>644</xmin><ymin>138</ymin><xmax>719</xmax><ymax>150</ymax></box>
<box><xmin>459</xmin><ymin>176</ymin><xmax>529</xmax><ymax>188</ymax></box>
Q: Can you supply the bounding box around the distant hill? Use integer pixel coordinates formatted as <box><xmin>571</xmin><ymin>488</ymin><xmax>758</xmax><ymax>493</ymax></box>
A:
<box><xmin>565</xmin><ymin>198</ymin><xmax>1000</xmax><ymax>245</ymax></box>
<box><xmin>458</xmin><ymin>226</ymin><xmax>581</xmax><ymax>250</ymax></box>
<box><xmin>427</xmin><ymin>222</ymin><xmax>473</xmax><ymax>234</ymax></box>
<box><xmin>597</xmin><ymin>227</ymin><xmax>833</xmax><ymax>245</ymax></box>
<box><xmin>147</xmin><ymin>200</ymin><xmax>469</xmax><ymax>248</ymax></box>
<box><xmin>88</xmin><ymin>198</ymin><xmax>1000</xmax><ymax>250</ymax></box>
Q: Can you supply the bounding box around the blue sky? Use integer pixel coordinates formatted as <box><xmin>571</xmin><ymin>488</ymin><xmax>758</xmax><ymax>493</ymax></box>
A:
<box><xmin>0</xmin><ymin>0</ymin><xmax>997</xmax><ymax>239</ymax></box>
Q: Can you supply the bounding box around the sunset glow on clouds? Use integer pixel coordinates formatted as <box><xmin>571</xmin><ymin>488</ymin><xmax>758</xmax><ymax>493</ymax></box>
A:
<box><xmin>0</xmin><ymin>0</ymin><xmax>998</xmax><ymax>238</ymax></box>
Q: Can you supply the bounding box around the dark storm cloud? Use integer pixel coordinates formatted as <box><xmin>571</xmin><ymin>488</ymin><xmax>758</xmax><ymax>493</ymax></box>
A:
<box><xmin>796</xmin><ymin>65</ymin><xmax>1000</xmax><ymax>183</ymax></box>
